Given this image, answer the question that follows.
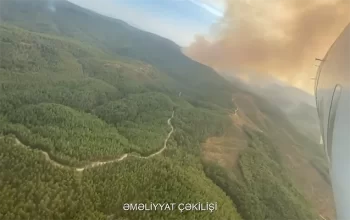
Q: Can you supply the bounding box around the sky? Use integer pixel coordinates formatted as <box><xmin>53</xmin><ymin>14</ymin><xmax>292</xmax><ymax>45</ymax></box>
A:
<box><xmin>186</xmin><ymin>0</ymin><xmax>350</xmax><ymax>93</ymax></box>
<box><xmin>67</xmin><ymin>0</ymin><xmax>349</xmax><ymax>94</ymax></box>
<box><xmin>68</xmin><ymin>0</ymin><xmax>225</xmax><ymax>46</ymax></box>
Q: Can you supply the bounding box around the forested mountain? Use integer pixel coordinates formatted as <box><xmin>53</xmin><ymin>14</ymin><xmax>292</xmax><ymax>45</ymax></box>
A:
<box><xmin>0</xmin><ymin>0</ymin><xmax>330</xmax><ymax>219</ymax></box>
<box><xmin>0</xmin><ymin>0</ymin><xmax>235</xmax><ymax>109</ymax></box>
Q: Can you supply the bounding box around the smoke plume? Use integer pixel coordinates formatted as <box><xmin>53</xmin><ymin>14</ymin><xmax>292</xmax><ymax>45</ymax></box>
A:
<box><xmin>48</xmin><ymin>0</ymin><xmax>57</xmax><ymax>12</ymax></box>
<box><xmin>185</xmin><ymin>0</ymin><xmax>350</xmax><ymax>92</ymax></box>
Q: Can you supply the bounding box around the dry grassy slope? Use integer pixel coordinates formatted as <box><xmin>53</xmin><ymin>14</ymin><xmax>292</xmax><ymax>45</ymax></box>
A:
<box><xmin>202</xmin><ymin>92</ymin><xmax>336</xmax><ymax>220</ymax></box>
<box><xmin>202</xmin><ymin>119</ymin><xmax>247</xmax><ymax>170</ymax></box>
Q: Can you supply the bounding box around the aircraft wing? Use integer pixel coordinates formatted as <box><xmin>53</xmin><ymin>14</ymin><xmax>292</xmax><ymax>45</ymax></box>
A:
<box><xmin>315</xmin><ymin>23</ymin><xmax>350</xmax><ymax>220</ymax></box>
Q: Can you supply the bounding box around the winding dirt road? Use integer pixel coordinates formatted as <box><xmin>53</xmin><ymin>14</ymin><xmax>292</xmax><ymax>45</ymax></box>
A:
<box><xmin>5</xmin><ymin>110</ymin><xmax>175</xmax><ymax>172</ymax></box>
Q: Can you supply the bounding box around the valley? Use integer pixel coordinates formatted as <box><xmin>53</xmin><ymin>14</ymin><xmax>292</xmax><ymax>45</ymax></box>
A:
<box><xmin>1</xmin><ymin>109</ymin><xmax>174</xmax><ymax>172</ymax></box>
<box><xmin>0</xmin><ymin>0</ymin><xmax>334</xmax><ymax>219</ymax></box>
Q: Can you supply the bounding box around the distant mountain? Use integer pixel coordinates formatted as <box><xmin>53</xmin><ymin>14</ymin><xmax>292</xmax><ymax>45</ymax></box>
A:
<box><xmin>0</xmin><ymin>1</ymin><xmax>244</xmax><ymax>219</ymax></box>
<box><xmin>0</xmin><ymin>0</ymin><xmax>333</xmax><ymax>219</ymax></box>
<box><xmin>287</xmin><ymin>102</ymin><xmax>320</xmax><ymax>141</ymax></box>
<box><xmin>0</xmin><ymin>0</ymin><xmax>235</xmax><ymax>109</ymax></box>
<box><xmin>210</xmin><ymin>73</ymin><xmax>334</xmax><ymax>219</ymax></box>
<box><xmin>250</xmin><ymin>83</ymin><xmax>321</xmax><ymax>142</ymax></box>
<box><xmin>259</xmin><ymin>83</ymin><xmax>315</xmax><ymax>108</ymax></box>
<box><xmin>221</xmin><ymin>73</ymin><xmax>321</xmax><ymax>142</ymax></box>
<box><xmin>221</xmin><ymin>72</ymin><xmax>315</xmax><ymax>107</ymax></box>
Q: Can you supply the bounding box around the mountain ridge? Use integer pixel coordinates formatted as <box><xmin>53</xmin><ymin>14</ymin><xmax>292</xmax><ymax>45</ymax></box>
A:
<box><xmin>0</xmin><ymin>0</ymin><xmax>334</xmax><ymax>219</ymax></box>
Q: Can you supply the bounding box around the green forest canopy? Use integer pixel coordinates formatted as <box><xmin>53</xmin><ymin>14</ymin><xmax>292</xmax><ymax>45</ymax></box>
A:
<box><xmin>0</xmin><ymin>0</ymin><xmax>321</xmax><ymax>219</ymax></box>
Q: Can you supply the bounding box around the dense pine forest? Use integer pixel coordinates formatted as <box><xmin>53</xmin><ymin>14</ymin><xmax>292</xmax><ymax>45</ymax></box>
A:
<box><xmin>0</xmin><ymin>0</ymin><xmax>325</xmax><ymax>219</ymax></box>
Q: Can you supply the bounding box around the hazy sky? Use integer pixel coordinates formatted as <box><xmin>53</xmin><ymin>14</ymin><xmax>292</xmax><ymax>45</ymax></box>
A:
<box><xmin>186</xmin><ymin>0</ymin><xmax>349</xmax><ymax>93</ymax></box>
<box><xmin>66</xmin><ymin>0</ymin><xmax>349</xmax><ymax>93</ymax></box>
<box><xmin>68</xmin><ymin>0</ymin><xmax>225</xmax><ymax>46</ymax></box>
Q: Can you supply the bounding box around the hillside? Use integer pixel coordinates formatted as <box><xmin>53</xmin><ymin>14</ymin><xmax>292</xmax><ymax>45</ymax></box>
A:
<box><xmin>286</xmin><ymin>103</ymin><xmax>320</xmax><ymax>142</ymax></box>
<box><xmin>0</xmin><ymin>0</ymin><xmax>236</xmax><ymax>109</ymax></box>
<box><xmin>202</xmin><ymin>90</ymin><xmax>335</xmax><ymax>219</ymax></box>
<box><xmin>0</xmin><ymin>0</ymin><xmax>333</xmax><ymax>219</ymax></box>
<box><xmin>222</xmin><ymin>73</ymin><xmax>321</xmax><ymax>142</ymax></box>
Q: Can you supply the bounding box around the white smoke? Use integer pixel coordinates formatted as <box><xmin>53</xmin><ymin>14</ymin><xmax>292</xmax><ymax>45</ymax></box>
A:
<box><xmin>48</xmin><ymin>0</ymin><xmax>56</xmax><ymax>12</ymax></box>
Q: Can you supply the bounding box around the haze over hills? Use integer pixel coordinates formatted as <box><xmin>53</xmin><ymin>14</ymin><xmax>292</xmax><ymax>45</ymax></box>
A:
<box><xmin>0</xmin><ymin>0</ymin><xmax>333</xmax><ymax>219</ymax></box>
<box><xmin>221</xmin><ymin>72</ymin><xmax>316</xmax><ymax>106</ymax></box>
<box><xmin>221</xmin><ymin>73</ymin><xmax>321</xmax><ymax>142</ymax></box>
